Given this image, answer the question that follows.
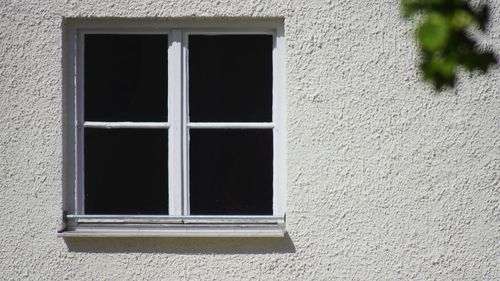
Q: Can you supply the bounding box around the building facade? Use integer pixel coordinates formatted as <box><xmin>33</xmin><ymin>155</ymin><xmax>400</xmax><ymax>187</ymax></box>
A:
<box><xmin>0</xmin><ymin>0</ymin><xmax>499</xmax><ymax>279</ymax></box>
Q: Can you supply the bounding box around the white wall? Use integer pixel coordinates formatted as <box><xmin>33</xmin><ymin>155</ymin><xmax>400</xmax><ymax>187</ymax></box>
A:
<box><xmin>1</xmin><ymin>0</ymin><xmax>498</xmax><ymax>279</ymax></box>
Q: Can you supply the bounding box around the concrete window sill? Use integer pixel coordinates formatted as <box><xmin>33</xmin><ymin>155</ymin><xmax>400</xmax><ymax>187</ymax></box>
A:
<box><xmin>58</xmin><ymin>215</ymin><xmax>286</xmax><ymax>238</ymax></box>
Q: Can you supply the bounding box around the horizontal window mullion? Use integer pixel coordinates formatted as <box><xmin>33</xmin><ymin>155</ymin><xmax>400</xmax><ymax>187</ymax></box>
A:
<box><xmin>83</xmin><ymin>121</ymin><xmax>169</xmax><ymax>129</ymax></box>
<box><xmin>79</xmin><ymin>30</ymin><xmax>170</xmax><ymax>35</ymax></box>
<box><xmin>187</xmin><ymin>122</ymin><xmax>274</xmax><ymax>129</ymax></box>
<box><xmin>67</xmin><ymin>214</ymin><xmax>285</xmax><ymax>224</ymax></box>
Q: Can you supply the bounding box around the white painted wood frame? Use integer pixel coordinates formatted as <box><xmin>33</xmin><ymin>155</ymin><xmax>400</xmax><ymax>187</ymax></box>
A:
<box><xmin>63</xmin><ymin>20</ymin><xmax>286</xmax><ymax>237</ymax></box>
<box><xmin>180</xmin><ymin>29</ymin><xmax>286</xmax><ymax>217</ymax></box>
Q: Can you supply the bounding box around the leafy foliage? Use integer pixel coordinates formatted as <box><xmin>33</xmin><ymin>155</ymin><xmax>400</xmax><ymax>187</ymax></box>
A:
<box><xmin>402</xmin><ymin>0</ymin><xmax>497</xmax><ymax>90</ymax></box>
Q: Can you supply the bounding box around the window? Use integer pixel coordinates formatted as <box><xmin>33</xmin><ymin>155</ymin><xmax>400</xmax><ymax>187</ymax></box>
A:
<box><xmin>61</xmin><ymin>20</ymin><xmax>286</xmax><ymax>237</ymax></box>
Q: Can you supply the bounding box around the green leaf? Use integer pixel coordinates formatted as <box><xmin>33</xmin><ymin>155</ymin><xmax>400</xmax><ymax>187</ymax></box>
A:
<box><xmin>418</xmin><ymin>13</ymin><xmax>450</xmax><ymax>52</ymax></box>
<box><xmin>402</xmin><ymin>0</ymin><xmax>422</xmax><ymax>18</ymax></box>
<box><xmin>402</xmin><ymin>0</ymin><xmax>497</xmax><ymax>90</ymax></box>
<box><xmin>451</xmin><ymin>9</ymin><xmax>475</xmax><ymax>29</ymax></box>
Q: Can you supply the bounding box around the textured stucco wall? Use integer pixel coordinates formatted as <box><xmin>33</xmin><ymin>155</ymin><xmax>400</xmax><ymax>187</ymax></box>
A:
<box><xmin>1</xmin><ymin>0</ymin><xmax>499</xmax><ymax>280</ymax></box>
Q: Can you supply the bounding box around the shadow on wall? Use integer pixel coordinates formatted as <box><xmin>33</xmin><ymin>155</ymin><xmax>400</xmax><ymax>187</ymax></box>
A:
<box><xmin>64</xmin><ymin>233</ymin><xmax>295</xmax><ymax>254</ymax></box>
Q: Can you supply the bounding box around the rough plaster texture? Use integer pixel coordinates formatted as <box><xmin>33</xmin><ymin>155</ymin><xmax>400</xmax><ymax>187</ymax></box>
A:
<box><xmin>1</xmin><ymin>0</ymin><xmax>499</xmax><ymax>280</ymax></box>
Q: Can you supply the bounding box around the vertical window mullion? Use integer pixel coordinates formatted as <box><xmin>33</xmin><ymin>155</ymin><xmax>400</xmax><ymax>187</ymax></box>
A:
<box><xmin>168</xmin><ymin>30</ymin><xmax>183</xmax><ymax>215</ymax></box>
<box><xmin>76</xmin><ymin>31</ymin><xmax>85</xmax><ymax>215</ymax></box>
<box><xmin>182</xmin><ymin>31</ymin><xmax>190</xmax><ymax>215</ymax></box>
<box><xmin>273</xmin><ymin>28</ymin><xmax>286</xmax><ymax>216</ymax></box>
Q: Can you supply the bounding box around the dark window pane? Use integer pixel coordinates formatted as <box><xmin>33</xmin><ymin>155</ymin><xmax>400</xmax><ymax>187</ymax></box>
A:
<box><xmin>189</xmin><ymin>35</ymin><xmax>273</xmax><ymax>122</ymax></box>
<box><xmin>189</xmin><ymin>129</ymin><xmax>273</xmax><ymax>215</ymax></box>
<box><xmin>85</xmin><ymin>34</ymin><xmax>168</xmax><ymax>122</ymax></box>
<box><xmin>84</xmin><ymin>128</ymin><xmax>168</xmax><ymax>214</ymax></box>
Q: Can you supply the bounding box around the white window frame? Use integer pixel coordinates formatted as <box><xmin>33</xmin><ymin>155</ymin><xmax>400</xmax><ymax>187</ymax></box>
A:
<box><xmin>60</xmin><ymin>20</ymin><xmax>286</xmax><ymax>237</ymax></box>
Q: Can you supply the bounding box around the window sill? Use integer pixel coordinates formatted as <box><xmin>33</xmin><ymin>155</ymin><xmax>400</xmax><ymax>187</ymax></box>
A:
<box><xmin>58</xmin><ymin>215</ymin><xmax>286</xmax><ymax>238</ymax></box>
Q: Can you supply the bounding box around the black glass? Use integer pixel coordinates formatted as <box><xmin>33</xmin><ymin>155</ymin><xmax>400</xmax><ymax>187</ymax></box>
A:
<box><xmin>84</xmin><ymin>128</ymin><xmax>168</xmax><ymax>214</ymax></box>
<box><xmin>189</xmin><ymin>129</ymin><xmax>273</xmax><ymax>215</ymax></box>
<box><xmin>189</xmin><ymin>35</ymin><xmax>273</xmax><ymax>122</ymax></box>
<box><xmin>84</xmin><ymin>34</ymin><xmax>168</xmax><ymax>122</ymax></box>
